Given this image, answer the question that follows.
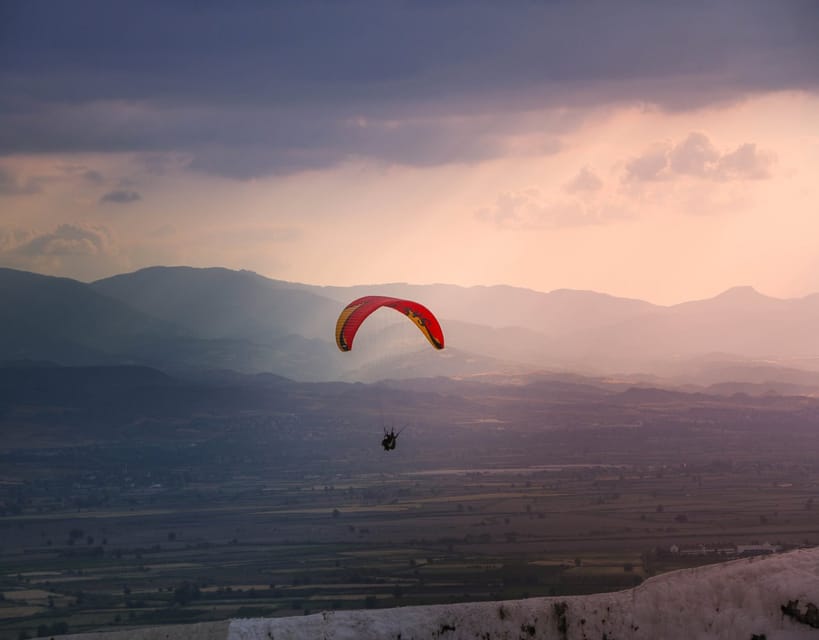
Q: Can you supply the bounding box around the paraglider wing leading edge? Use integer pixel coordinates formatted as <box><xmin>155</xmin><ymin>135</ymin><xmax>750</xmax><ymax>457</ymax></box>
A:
<box><xmin>335</xmin><ymin>295</ymin><xmax>445</xmax><ymax>352</ymax></box>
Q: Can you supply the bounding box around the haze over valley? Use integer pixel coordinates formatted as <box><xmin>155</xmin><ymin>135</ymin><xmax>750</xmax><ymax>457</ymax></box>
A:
<box><xmin>2</xmin><ymin>1</ymin><xmax>818</xmax><ymax>637</ymax></box>
<box><xmin>5</xmin><ymin>266</ymin><xmax>819</xmax><ymax>393</ymax></box>
<box><xmin>3</xmin><ymin>265</ymin><xmax>819</xmax><ymax>637</ymax></box>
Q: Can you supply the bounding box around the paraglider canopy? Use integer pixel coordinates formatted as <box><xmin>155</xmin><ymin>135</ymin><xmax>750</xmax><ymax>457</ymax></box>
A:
<box><xmin>335</xmin><ymin>295</ymin><xmax>445</xmax><ymax>352</ymax></box>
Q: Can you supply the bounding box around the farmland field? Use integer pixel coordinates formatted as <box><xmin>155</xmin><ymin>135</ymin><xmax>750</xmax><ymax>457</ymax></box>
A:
<box><xmin>3</xmin><ymin>373</ymin><xmax>819</xmax><ymax>638</ymax></box>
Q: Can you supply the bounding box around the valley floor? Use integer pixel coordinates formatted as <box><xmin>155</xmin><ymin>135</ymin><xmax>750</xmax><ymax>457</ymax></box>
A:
<box><xmin>60</xmin><ymin>547</ymin><xmax>819</xmax><ymax>640</ymax></box>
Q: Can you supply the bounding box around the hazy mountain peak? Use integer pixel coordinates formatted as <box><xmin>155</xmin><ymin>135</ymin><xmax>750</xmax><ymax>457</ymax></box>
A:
<box><xmin>715</xmin><ymin>285</ymin><xmax>766</xmax><ymax>300</ymax></box>
<box><xmin>8</xmin><ymin>265</ymin><xmax>819</xmax><ymax>382</ymax></box>
<box><xmin>548</xmin><ymin>287</ymin><xmax>642</xmax><ymax>301</ymax></box>
<box><xmin>673</xmin><ymin>284</ymin><xmax>778</xmax><ymax>311</ymax></box>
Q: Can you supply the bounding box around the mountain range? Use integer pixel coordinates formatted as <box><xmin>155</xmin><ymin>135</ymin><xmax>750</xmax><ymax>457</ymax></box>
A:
<box><xmin>3</xmin><ymin>265</ymin><xmax>819</xmax><ymax>389</ymax></box>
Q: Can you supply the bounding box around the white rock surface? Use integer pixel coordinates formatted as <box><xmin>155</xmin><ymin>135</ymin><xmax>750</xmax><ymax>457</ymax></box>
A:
<box><xmin>66</xmin><ymin>547</ymin><xmax>819</xmax><ymax>640</ymax></box>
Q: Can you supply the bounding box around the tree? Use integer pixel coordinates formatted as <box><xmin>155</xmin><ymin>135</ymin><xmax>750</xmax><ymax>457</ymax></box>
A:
<box><xmin>36</xmin><ymin>622</ymin><xmax>68</xmax><ymax>637</ymax></box>
<box><xmin>172</xmin><ymin>581</ymin><xmax>201</xmax><ymax>605</ymax></box>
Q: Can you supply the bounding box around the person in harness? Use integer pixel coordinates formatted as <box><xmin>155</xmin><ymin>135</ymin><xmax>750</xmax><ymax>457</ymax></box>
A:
<box><xmin>381</xmin><ymin>425</ymin><xmax>404</xmax><ymax>451</ymax></box>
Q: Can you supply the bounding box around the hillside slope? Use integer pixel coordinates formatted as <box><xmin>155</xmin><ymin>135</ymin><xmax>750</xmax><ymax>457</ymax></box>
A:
<box><xmin>92</xmin><ymin>266</ymin><xmax>340</xmax><ymax>342</ymax></box>
<box><xmin>7</xmin><ymin>265</ymin><xmax>819</xmax><ymax>382</ymax></box>
<box><xmin>64</xmin><ymin>547</ymin><xmax>819</xmax><ymax>639</ymax></box>
<box><xmin>0</xmin><ymin>267</ymin><xmax>184</xmax><ymax>364</ymax></box>
<box><xmin>88</xmin><ymin>266</ymin><xmax>819</xmax><ymax>376</ymax></box>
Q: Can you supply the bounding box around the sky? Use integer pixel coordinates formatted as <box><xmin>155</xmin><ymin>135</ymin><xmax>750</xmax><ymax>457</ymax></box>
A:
<box><xmin>1</xmin><ymin>1</ymin><xmax>818</xmax><ymax>305</ymax></box>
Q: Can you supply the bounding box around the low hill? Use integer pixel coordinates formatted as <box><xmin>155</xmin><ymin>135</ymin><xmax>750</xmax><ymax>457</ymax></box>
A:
<box><xmin>92</xmin><ymin>266</ymin><xmax>339</xmax><ymax>342</ymax></box>
<box><xmin>0</xmin><ymin>267</ymin><xmax>183</xmax><ymax>365</ymax></box>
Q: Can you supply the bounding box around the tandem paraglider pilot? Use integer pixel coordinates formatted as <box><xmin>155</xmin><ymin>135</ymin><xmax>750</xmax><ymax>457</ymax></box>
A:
<box><xmin>381</xmin><ymin>427</ymin><xmax>399</xmax><ymax>451</ymax></box>
<box><xmin>334</xmin><ymin>295</ymin><xmax>445</xmax><ymax>453</ymax></box>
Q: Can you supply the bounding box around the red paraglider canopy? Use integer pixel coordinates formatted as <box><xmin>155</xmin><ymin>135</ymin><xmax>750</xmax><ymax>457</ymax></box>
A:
<box><xmin>335</xmin><ymin>295</ymin><xmax>445</xmax><ymax>352</ymax></box>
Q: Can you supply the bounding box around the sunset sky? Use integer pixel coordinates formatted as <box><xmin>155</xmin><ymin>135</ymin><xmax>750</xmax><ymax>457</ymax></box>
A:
<box><xmin>1</xmin><ymin>1</ymin><xmax>817</xmax><ymax>305</ymax></box>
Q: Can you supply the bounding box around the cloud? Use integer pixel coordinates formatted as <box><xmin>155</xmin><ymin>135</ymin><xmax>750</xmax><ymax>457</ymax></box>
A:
<box><xmin>0</xmin><ymin>227</ymin><xmax>35</xmax><ymax>251</ymax></box>
<box><xmin>0</xmin><ymin>99</ymin><xmax>514</xmax><ymax>179</ymax></box>
<box><xmin>0</xmin><ymin>165</ymin><xmax>43</xmax><ymax>195</ymax></box>
<box><xmin>100</xmin><ymin>189</ymin><xmax>141</xmax><ymax>204</ymax></box>
<box><xmin>0</xmin><ymin>1</ymin><xmax>815</xmax><ymax>177</ymax></box>
<box><xmin>624</xmin><ymin>133</ymin><xmax>775</xmax><ymax>183</ymax></box>
<box><xmin>624</xmin><ymin>144</ymin><xmax>672</xmax><ymax>182</ymax></box>
<box><xmin>148</xmin><ymin>224</ymin><xmax>176</xmax><ymax>238</ymax></box>
<box><xmin>475</xmin><ymin>188</ymin><xmax>629</xmax><ymax>230</ymax></box>
<box><xmin>82</xmin><ymin>169</ymin><xmax>106</xmax><ymax>185</ymax></box>
<box><xmin>139</xmin><ymin>154</ymin><xmax>192</xmax><ymax>176</ymax></box>
<box><xmin>184</xmin><ymin>111</ymin><xmax>516</xmax><ymax>178</ymax></box>
<box><xmin>716</xmin><ymin>143</ymin><xmax>774</xmax><ymax>180</ymax></box>
<box><xmin>669</xmin><ymin>132</ymin><xmax>720</xmax><ymax>177</ymax></box>
<box><xmin>0</xmin><ymin>223</ymin><xmax>123</xmax><ymax>280</ymax></box>
<box><xmin>205</xmin><ymin>226</ymin><xmax>302</xmax><ymax>245</ymax></box>
<box><xmin>11</xmin><ymin>224</ymin><xmax>113</xmax><ymax>257</ymax></box>
<box><xmin>565</xmin><ymin>167</ymin><xmax>603</xmax><ymax>193</ymax></box>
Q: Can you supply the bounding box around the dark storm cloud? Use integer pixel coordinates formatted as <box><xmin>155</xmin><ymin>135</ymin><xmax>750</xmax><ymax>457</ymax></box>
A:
<box><xmin>1</xmin><ymin>1</ymin><xmax>816</xmax><ymax>177</ymax></box>
<box><xmin>100</xmin><ymin>189</ymin><xmax>142</xmax><ymax>204</ymax></box>
<box><xmin>186</xmin><ymin>111</ymin><xmax>511</xmax><ymax>178</ymax></box>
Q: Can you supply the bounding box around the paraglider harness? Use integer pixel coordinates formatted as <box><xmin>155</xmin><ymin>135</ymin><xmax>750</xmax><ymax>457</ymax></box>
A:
<box><xmin>381</xmin><ymin>425</ymin><xmax>406</xmax><ymax>451</ymax></box>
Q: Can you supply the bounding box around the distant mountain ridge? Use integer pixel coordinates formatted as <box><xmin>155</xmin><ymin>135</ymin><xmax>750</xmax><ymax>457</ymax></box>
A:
<box><xmin>3</xmin><ymin>265</ymin><xmax>819</xmax><ymax>386</ymax></box>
